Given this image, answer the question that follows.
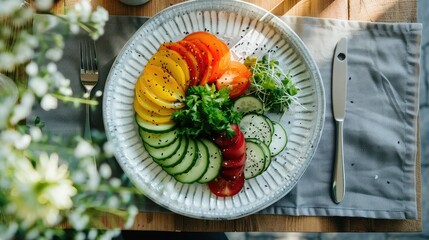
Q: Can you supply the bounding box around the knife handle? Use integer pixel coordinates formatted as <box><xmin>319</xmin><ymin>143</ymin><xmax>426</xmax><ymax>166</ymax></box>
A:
<box><xmin>332</xmin><ymin>120</ymin><xmax>345</xmax><ymax>204</ymax></box>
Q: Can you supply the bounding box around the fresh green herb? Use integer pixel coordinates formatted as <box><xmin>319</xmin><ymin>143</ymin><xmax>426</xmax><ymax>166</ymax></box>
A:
<box><xmin>172</xmin><ymin>84</ymin><xmax>242</xmax><ymax>138</ymax></box>
<box><xmin>245</xmin><ymin>55</ymin><xmax>298</xmax><ymax>113</ymax></box>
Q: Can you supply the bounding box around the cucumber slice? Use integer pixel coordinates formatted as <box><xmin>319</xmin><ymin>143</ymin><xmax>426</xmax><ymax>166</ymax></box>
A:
<box><xmin>157</xmin><ymin>137</ymin><xmax>188</xmax><ymax>167</ymax></box>
<box><xmin>136</xmin><ymin>115</ymin><xmax>176</xmax><ymax>133</ymax></box>
<box><xmin>197</xmin><ymin>138</ymin><xmax>222</xmax><ymax>183</ymax></box>
<box><xmin>269</xmin><ymin>121</ymin><xmax>288</xmax><ymax>156</ymax></box>
<box><xmin>175</xmin><ymin>140</ymin><xmax>209</xmax><ymax>183</ymax></box>
<box><xmin>244</xmin><ymin>140</ymin><xmax>266</xmax><ymax>179</ymax></box>
<box><xmin>246</xmin><ymin>138</ymin><xmax>271</xmax><ymax>171</ymax></box>
<box><xmin>144</xmin><ymin>136</ymin><xmax>181</xmax><ymax>160</ymax></box>
<box><xmin>239</xmin><ymin>114</ymin><xmax>272</xmax><ymax>146</ymax></box>
<box><xmin>263</xmin><ymin>115</ymin><xmax>274</xmax><ymax>135</ymax></box>
<box><xmin>233</xmin><ymin>96</ymin><xmax>264</xmax><ymax>114</ymax></box>
<box><xmin>164</xmin><ymin>138</ymin><xmax>197</xmax><ymax>175</ymax></box>
<box><xmin>139</xmin><ymin>127</ymin><xmax>178</xmax><ymax>148</ymax></box>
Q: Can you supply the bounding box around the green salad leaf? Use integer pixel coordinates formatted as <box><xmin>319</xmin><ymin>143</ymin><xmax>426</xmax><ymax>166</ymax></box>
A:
<box><xmin>172</xmin><ymin>84</ymin><xmax>242</xmax><ymax>138</ymax></box>
<box><xmin>245</xmin><ymin>55</ymin><xmax>298</xmax><ymax>113</ymax></box>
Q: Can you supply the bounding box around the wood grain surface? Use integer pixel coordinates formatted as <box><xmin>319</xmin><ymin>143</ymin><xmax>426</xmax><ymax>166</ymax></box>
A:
<box><xmin>53</xmin><ymin>0</ymin><xmax>420</xmax><ymax>232</ymax></box>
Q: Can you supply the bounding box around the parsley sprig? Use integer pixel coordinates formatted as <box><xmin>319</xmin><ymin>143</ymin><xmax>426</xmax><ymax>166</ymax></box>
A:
<box><xmin>245</xmin><ymin>55</ymin><xmax>299</xmax><ymax>113</ymax></box>
<box><xmin>172</xmin><ymin>84</ymin><xmax>242</xmax><ymax>138</ymax></box>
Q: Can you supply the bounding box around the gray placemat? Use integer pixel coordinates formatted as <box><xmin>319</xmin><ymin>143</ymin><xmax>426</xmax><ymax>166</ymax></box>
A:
<box><xmin>32</xmin><ymin>15</ymin><xmax>421</xmax><ymax>220</ymax></box>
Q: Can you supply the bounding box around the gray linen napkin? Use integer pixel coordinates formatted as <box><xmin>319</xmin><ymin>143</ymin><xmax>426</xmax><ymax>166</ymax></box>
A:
<box><xmin>32</xmin><ymin>15</ymin><xmax>421</xmax><ymax>219</ymax></box>
<box><xmin>258</xmin><ymin>16</ymin><xmax>422</xmax><ymax>220</ymax></box>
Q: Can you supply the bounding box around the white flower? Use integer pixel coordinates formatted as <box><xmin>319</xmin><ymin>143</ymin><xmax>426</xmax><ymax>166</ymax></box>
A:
<box><xmin>46</xmin><ymin>62</ymin><xmax>57</xmax><ymax>73</ymax></box>
<box><xmin>68</xmin><ymin>206</ymin><xmax>89</xmax><ymax>231</ymax></box>
<box><xmin>99</xmin><ymin>163</ymin><xmax>112</xmax><ymax>179</ymax></box>
<box><xmin>124</xmin><ymin>205</ymin><xmax>138</xmax><ymax>229</ymax></box>
<box><xmin>14</xmin><ymin>134</ymin><xmax>31</xmax><ymax>150</ymax></box>
<box><xmin>41</xmin><ymin>94</ymin><xmax>58</xmax><ymax>111</ymax></box>
<box><xmin>45</xmin><ymin>47</ymin><xmax>63</xmax><ymax>61</ymax></box>
<box><xmin>0</xmin><ymin>0</ymin><xmax>22</xmax><ymax>17</ymax></box>
<box><xmin>37</xmin><ymin>153</ymin><xmax>77</xmax><ymax>208</ymax></box>
<box><xmin>70</xmin><ymin>23</ymin><xmax>80</xmax><ymax>34</ymax></box>
<box><xmin>107</xmin><ymin>196</ymin><xmax>120</xmax><ymax>208</ymax></box>
<box><xmin>95</xmin><ymin>90</ymin><xmax>103</xmax><ymax>97</ymax></box>
<box><xmin>74</xmin><ymin>139</ymin><xmax>98</xmax><ymax>158</ymax></box>
<box><xmin>35</xmin><ymin>0</ymin><xmax>54</xmax><ymax>11</ymax></box>
<box><xmin>29</xmin><ymin>126</ymin><xmax>43</xmax><ymax>142</ymax></box>
<box><xmin>74</xmin><ymin>0</ymin><xmax>92</xmax><ymax>22</ymax></box>
<box><xmin>26</xmin><ymin>62</ymin><xmax>39</xmax><ymax>76</ymax></box>
<box><xmin>13</xmin><ymin>42</ymin><xmax>34</xmax><ymax>63</ymax></box>
<box><xmin>0</xmin><ymin>52</ymin><xmax>15</xmax><ymax>72</ymax></box>
<box><xmin>10</xmin><ymin>91</ymin><xmax>35</xmax><ymax>125</ymax></box>
<box><xmin>103</xmin><ymin>141</ymin><xmax>115</xmax><ymax>157</ymax></box>
<box><xmin>9</xmin><ymin>153</ymin><xmax>77</xmax><ymax>226</ymax></box>
<box><xmin>29</xmin><ymin>76</ymin><xmax>48</xmax><ymax>96</ymax></box>
<box><xmin>60</xmin><ymin>86</ymin><xmax>73</xmax><ymax>96</ymax></box>
<box><xmin>109</xmin><ymin>178</ymin><xmax>121</xmax><ymax>188</ymax></box>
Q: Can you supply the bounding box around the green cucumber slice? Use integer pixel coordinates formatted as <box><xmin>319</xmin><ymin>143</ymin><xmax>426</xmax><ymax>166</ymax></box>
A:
<box><xmin>136</xmin><ymin>115</ymin><xmax>176</xmax><ymax>133</ymax></box>
<box><xmin>139</xmin><ymin>127</ymin><xmax>178</xmax><ymax>148</ymax></box>
<box><xmin>244</xmin><ymin>140</ymin><xmax>266</xmax><ymax>179</ymax></box>
<box><xmin>197</xmin><ymin>138</ymin><xmax>222</xmax><ymax>183</ymax></box>
<box><xmin>174</xmin><ymin>140</ymin><xmax>209</xmax><ymax>183</ymax></box>
<box><xmin>239</xmin><ymin>114</ymin><xmax>272</xmax><ymax>146</ymax></box>
<box><xmin>269</xmin><ymin>121</ymin><xmax>288</xmax><ymax>156</ymax></box>
<box><xmin>144</xmin><ymin>136</ymin><xmax>181</xmax><ymax>160</ymax></box>
<box><xmin>164</xmin><ymin>138</ymin><xmax>197</xmax><ymax>175</ymax></box>
<box><xmin>233</xmin><ymin>96</ymin><xmax>264</xmax><ymax>114</ymax></box>
<box><xmin>246</xmin><ymin>138</ymin><xmax>271</xmax><ymax>171</ymax></box>
<box><xmin>157</xmin><ymin>137</ymin><xmax>188</xmax><ymax>167</ymax></box>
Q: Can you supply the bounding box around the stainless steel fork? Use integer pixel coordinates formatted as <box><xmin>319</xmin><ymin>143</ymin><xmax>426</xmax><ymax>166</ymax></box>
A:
<box><xmin>80</xmin><ymin>39</ymin><xmax>99</xmax><ymax>140</ymax></box>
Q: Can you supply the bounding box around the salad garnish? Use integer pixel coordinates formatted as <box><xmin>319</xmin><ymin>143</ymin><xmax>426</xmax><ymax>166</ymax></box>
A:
<box><xmin>245</xmin><ymin>55</ymin><xmax>299</xmax><ymax>113</ymax></box>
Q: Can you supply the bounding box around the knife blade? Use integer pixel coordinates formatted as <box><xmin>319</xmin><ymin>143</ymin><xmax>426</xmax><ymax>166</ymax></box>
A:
<box><xmin>331</xmin><ymin>37</ymin><xmax>348</xmax><ymax>204</ymax></box>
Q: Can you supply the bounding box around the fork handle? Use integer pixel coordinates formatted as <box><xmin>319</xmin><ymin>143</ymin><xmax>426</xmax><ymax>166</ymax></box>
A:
<box><xmin>84</xmin><ymin>97</ymin><xmax>92</xmax><ymax>141</ymax></box>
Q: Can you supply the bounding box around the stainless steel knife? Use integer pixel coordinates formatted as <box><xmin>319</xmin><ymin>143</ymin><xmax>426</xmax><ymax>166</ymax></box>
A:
<box><xmin>331</xmin><ymin>37</ymin><xmax>348</xmax><ymax>204</ymax></box>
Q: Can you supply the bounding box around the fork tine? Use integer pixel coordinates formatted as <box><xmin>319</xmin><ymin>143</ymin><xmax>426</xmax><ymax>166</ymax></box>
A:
<box><xmin>80</xmin><ymin>39</ymin><xmax>98</xmax><ymax>74</ymax></box>
<box><xmin>90</xmin><ymin>40</ymin><xmax>98</xmax><ymax>73</ymax></box>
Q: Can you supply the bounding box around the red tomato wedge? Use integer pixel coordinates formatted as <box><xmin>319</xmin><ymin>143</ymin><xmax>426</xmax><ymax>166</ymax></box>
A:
<box><xmin>178</xmin><ymin>40</ymin><xmax>206</xmax><ymax>84</ymax></box>
<box><xmin>208</xmin><ymin>173</ymin><xmax>245</xmax><ymax>197</ymax></box>
<box><xmin>159</xmin><ymin>42</ymin><xmax>200</xmax><ymax>86</ymax></box>
<box><xmin>222</xmin><ymin>152</ymin><xmax>247</xmax><ymax>169</ymax></box>
<box><xmin>221</xmin><ymin>131</ymin><xmax>246</xmax><ymax>159</ymax></box>
<box><xmin>221</xmin><ymin>165</ymin><xmax>245</xmax><ymax>180</ymax></box>
<box><xmin>189</xmin><ymin>39</ymin><xmax>214</xmax><ymax>85</ymax></box>
<box><xmin>213</xmin><ymin>124</ymin><xmax>241</xmax><ymax>148</ymax></box>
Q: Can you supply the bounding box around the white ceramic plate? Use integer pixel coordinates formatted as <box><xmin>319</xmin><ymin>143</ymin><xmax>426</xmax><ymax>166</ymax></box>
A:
<box><xmin>103</xmin><ymin>0</ymin><xmax>325</xmax><ymax>220</ymax></box>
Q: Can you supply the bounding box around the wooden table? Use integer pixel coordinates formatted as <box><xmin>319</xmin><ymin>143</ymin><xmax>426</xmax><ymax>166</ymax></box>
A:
<box><xmin>54</xmin><ymin>0</ymin><xmax>421</xmax><ymax>232</ymax></box>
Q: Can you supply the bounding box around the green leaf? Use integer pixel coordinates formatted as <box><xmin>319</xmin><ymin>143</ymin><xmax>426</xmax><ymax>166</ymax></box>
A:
<box><xmin>171</xmin><ymin>84</ymin><xmax>242</xmax><ymax>138</ymax></box>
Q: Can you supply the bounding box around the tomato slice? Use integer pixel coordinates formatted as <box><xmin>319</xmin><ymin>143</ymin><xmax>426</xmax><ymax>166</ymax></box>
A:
<box><xmin>184</xmin><ymin>32</ymin><xmax>231</xmax><ymax>83</ymax></box>
<box><xmin>213</xmin><ymin>124</ymin><xmax>241</xmax><ymax>148</ymax></box>
<box><xmin>178</xmin><ymin>40</ymin><xmax>206</xmax><ymax>84</ymax></box>
<box><xmin>221</xmin><ymin>165</ymin><xmax>245</xmax><ymax>180</ymax></box>
<box><xmin>228</xmin><ymin>61</ymin><xmax>252</xmax><ymax>78</ymax></box>
<box><xmin>209</xmin><ymin>51</ymin><xmax>231</xmax><ymax>83</ymax></box>
<box><xmin>159</xmin><ymin>42</ymin><xmax>200</xmax><ymax>87</ymax></box>
<box><xmin>221</xmin><ymin>131</ymin><xmax>246</xmax><ymax>159</ymax></box>
<box><xmin>190</xmin><ymin>39</ymin><xmax>214</xmax><ymax>85</ymax></box>
<box><xmin>216</xmin><ymin>69</ymin><xmax>250</xmax><ymax>99</ymax></box>
<box><xmin>222</xmin><ymin>152</ymin><xmax>246</xmax><ymax>168</ymax></box>
<box><xmin>208</xmin><ymin>173</ymin><xmax>245</xmax><ymax>197</ymax></box>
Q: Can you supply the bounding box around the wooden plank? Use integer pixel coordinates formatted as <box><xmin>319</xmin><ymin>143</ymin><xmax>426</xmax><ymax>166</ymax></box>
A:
<box><xmin>349</xmin><ymin>0</ymin><xmax>417</xmax><ymax>22</ymax></box>
<box><xmin>281</xmin><ymin>0</ymin><xmax>349</xmax><ymax>19</ymax></box>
